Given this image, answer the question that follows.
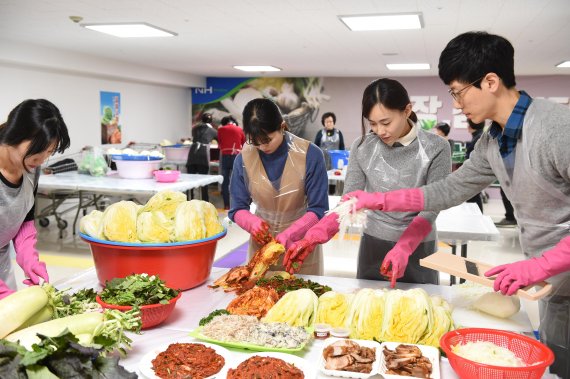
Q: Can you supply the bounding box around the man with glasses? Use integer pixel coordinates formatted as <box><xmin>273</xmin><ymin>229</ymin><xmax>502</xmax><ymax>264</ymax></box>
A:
<box><xmin>342</xmin><ymin>31</ymin><xmax>570</xmax><ymax>377</ymax></box>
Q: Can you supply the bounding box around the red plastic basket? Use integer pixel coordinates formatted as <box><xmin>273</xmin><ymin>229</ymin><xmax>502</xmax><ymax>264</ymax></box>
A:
<box><xmin>440</xmin><ymin>328</ymin><xmax>554</xmax><ymax>379</ymax></box>
<box><xmin>96</xmin><ymin>292</ymin><xmax>182</xmax><ymax>329</ymax></box>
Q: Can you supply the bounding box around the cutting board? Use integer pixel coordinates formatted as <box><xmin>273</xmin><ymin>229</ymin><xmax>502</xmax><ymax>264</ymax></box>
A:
<box><xmin>419</xmin><ymin>251</ymin><xmax>552</xmax><ymax>301</ymax></box>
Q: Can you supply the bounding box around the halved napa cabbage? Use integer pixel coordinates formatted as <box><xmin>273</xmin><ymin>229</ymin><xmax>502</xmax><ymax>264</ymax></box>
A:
<box><xmin>380</xmin><ymin>288</ymin><xmax>431</xmax><ymax>344</ymax></box>
<box><xmin>101</xmin><ymin>201</ymin><xmax>140</xmax><ymax>242</ymax></box>
<box><xmin>79</xmin><ymin>209</ymin><xmax>105</xmax><ymax>239</ymax></box>
<box><xmin>137</xmin><ymin>211</ymin><xmax>173</xmax><ymax>243</ymax></box>
<box><xmin>202</xmin><ymin>201</ymin><xmax>224</xmax><ymax>237</ymax></box>
<box><xmin>344</xmin><ymin>288</ymin><xmax>385</xmax><ymax>340</ymax></box>
<box><xmin>140</xmin><ymin>190</ymin><xmax>186</xmax><ymax>220</ymax></box>
<box><xmin>419</xmin><ymin>295</ymin><xmax>454</xmax><ymax>347</ymax></box>
<box><xmin>316</xmin><ymin>291</ymin><xmax>353</xmax><ymax>328</ymax></box>
<box><xmin>262</xmin><ymin>288</ymin><xmax>318</xmax><ymax>327</ymax></box>
<box><xmin>173</xmin><ymin>200</ymin><xmax>206</xmax><ymax>241</ymax></box>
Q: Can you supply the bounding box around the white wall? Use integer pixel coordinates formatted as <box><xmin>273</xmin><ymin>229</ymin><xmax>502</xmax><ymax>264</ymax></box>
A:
<box><xmin>0</xmin><ymin>41</ymin><xmax>206</xmax><ymax>155</ymax></box>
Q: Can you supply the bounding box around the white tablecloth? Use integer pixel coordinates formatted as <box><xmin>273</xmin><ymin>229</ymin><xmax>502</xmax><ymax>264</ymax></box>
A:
<box><xmin>52</xmin><ymin>267</ymin><xmax>557</xmax><ymax>378</ymax></box>
<box><xmin>38</xmin><ymin>171</ymin><xmax>223</xmax><ymax>195</ymax></box>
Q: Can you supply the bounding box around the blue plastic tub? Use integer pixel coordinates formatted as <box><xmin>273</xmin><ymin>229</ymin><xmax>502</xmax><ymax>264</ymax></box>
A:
<box><xmin>328</xmin><ymin>150</ymin><xmax>349</xmax><ymax>169</ymax></box>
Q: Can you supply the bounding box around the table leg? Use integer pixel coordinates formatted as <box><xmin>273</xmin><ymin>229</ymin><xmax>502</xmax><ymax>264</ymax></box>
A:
<box><xmin>450</xmin><ymin>243</ymin><xmax>457</xmax><ymax>285</ymax></box>
<box><xmin>459</xmin><ymin>243</ymin><xmax>468</xmax><ymax>284</ymax></box>
<box><xmin>73</xmin><ymin>191</ymin><xmax>84</xmax><ymax>235</ymax></box>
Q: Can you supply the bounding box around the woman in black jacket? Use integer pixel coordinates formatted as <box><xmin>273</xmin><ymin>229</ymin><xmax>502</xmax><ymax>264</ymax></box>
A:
<box><xmin>186</xmin><ymin>113</ymin><xmax>217</xmax><ymax>201</ymax></box>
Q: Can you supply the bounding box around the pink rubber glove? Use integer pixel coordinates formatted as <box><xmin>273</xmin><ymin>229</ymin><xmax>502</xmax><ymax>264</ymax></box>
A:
<box><xmin>0</xmin><ymin>281</ymin><xmax>15</xmax><ymax>300</ymax></box>
<box><xmin>13</xmin><ymin>220</ymin><xmax>49</xmax><ymax>285</ymax></box>
<box><xmin>342</xmin><ymin>188</ymin><xmax>424</xmax><ymax>212</ymax></box>
<box><xmin>485</xmin><ymin>236</ymin><xmax>570</xmax><ymax>296</ymax></box>
<box><xmin>283</xmin><ymin>213</ymin><xmax>340</xmax><ymax>273</ymax></box>
<box><xmin>275</xmin><ymin>212</ymin><xmax>319</xmax><ymax>250</ymax></box>
<box><xmin>233</xmin><ymin>210</ymin><xmax>272</xmax><ymax>245</ymax></box>
<box><xmin>380</xmin><ymin>216</ymin><xmax>432</xmax><ymax>288</ymax></box>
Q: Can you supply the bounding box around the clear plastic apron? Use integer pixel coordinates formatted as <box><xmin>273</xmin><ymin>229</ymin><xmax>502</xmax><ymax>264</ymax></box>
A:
<box><xmin>354</xmin><ymin>125</ymin><xmax>439</xmax><ymax>283</ymax></box>
<box><xmin>487</xmin><ymin>114</ymin><xmax>570</xmax><ymax>377</ymax></box>
<box><xmin>320</xmin><ymin>129</ymin><xmax>341</xmax><ymax>170</ymax></box>
<box><xmin>361</xmin><ymin>125</ymin><xmax>437</xmax><ymax>242</ymax></box>
<box><xmin>242</xmin><ymin>132</ymin><xmax>323</xmax><ymax>275</ymax></box>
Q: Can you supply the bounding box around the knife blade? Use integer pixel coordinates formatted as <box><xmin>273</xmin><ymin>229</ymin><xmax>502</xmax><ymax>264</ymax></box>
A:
<box><xmin>465</xmin><ymin>260</ymin><xmax>480</xmax><ymax>276</ymax></box>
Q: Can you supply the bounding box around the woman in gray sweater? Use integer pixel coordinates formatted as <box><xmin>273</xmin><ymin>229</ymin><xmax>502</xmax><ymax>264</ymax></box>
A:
<box><xmin>283</xmin><ymin>79</ymin><xmax>451</xmax><ymax>286</ymax></box>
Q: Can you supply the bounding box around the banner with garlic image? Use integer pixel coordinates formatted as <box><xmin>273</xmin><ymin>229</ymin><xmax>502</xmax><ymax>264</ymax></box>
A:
<box><xmin>191</xmin><ymin>77</ymin><xmax>330</xmax><ymax>139</ymax></box>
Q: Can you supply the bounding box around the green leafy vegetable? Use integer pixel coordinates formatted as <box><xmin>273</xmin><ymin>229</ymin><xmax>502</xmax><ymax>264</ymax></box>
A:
<box><xmin>0</xmin><ymin>331</ymin><xmax>136</xmax><ymax>378</ymax></box>
<box><xmin>47</xmin><ymin>286</ymin><xmax>100</xmax><ymax>318</ymax></box>
<box><xmin>199</xmin><ymin>309</ymin><xmax>230</xmax><ymax>326</ymax></box>
<box><xmin>100</xmin><ymin>273</ymin><xmax>179</xmax><ymax>306</ymax></box>
<box><xmin>256</xmin><ymin>275</ymin><xmax>332</xmax><ymax>297</ymax></box>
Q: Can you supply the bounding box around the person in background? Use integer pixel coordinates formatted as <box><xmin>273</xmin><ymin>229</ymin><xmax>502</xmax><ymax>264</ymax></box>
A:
<box><xmin>314</xmin><ymin>112</ymin><xmax>345</xmax><ymax>170</ymax></box>
<box><xmin>0</xmin><ymin>99</ymin><xmax>70</xmax><ymax>299</ymax></box>
<box><xmin>434</xmin><ymin>122</ymin><xmax>455</xmax><ymax>153</ymax></box>
<box><xmin>186</xmin><ymin>112</ymin><xmax>217</xmax><ymax>202</ymax></box>
<box><xmin>284</xmin><ymin>78</ymin><xmax>451</xmax><ymax>284</ymax></box>
<box><xmin>464</xmin><ymin>119</ymin><xmax>485</xmax><ymax>212</ymax></box>
<box><xmin>340</xmin><ymin>32</ymin><xmax>570</xmax><ymax>377</ymax></box>
<box><xmin>217</xmin><ymin>116</ymin><xmax>245</xmax><ymax>210</ymax></box>
<box><xmin>496</xmin><ymin>187</ymin><xmax>517</xmax><ymax>226</ymax></box>
<box><xmin>229</xmin><ymin>98</ymin><xmax>328</xmax><ymax>275</ymax></box>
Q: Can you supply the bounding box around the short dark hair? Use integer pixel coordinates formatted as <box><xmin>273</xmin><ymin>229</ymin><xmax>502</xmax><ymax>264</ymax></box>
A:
<box><xmin>221</xmin><ymin>116</ymin><xmax>238</xmax><ymax>126</ymax></box>
<box><xmin>435</xmin><ymin>122</ymin><xmax>451</xmax><ymax>136</ymax></box>
<box><xmin>0</xmin><ymin>99</ymin><xmax>70</xmax><ymax>171</ymax></box>
<box><xmin>321</xmin><ymin>112</ymin><xmax>336</xmax><ymax>126</ymax></box>
<box><xmin>360</xmin><ymin>78</ymin><xmax>417</xmax><ymax>145</ymax></box>
<box><xmin>242</xmin><ymin>98</ymin><xmax>283</xmax><ymax>146</ymax></box>
<box><xmin>467</xmin><ymin>119</ymin><xmax>485</xmax><ymax>130</ymax></box>
<box><xmin>201</xmin><ymin>113</ymin><xmax>213</xmax><ymax>124</ymax></box>
<box><xmin>438</xmin><ymin>31</ymin><xmax>516</xmax><ymax>88</ymax></box>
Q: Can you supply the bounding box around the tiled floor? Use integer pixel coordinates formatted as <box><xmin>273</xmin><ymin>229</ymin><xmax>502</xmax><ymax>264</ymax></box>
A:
<box><xmin>13</xmin><ymin>190</ymin><xmax>538</xmax><ymax>327</ymax></box>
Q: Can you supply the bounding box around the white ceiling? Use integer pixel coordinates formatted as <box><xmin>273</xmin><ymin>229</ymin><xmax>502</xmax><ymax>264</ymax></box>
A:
<box><xmin>1</xmin><ymin>0</ymin><xmax>570</xmax><ymax>78</ymax></box>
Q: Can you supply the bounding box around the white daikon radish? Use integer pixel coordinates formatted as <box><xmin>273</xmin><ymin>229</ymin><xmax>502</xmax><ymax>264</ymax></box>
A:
<box><xmin>0</xmin><ymin>286</ymin><xmax>49</xmax><ymax>338</ymax></box>
<box><xmin>327</xmin><ymin>197</ymin><xmax>367</xmax><ymax>241</ymax></box>
<box><xmin>473</xmin><ymin>292</ymin><xmax>521</xmax><ymax>318</ymax></box>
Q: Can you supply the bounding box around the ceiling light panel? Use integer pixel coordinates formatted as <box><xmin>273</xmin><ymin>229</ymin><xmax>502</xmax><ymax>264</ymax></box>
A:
<box><xmin>556</xmin><ymin>61</ymin><xmax>570</xmax><ymax>68</ymax></box>
<box><xmin>82</xmin><ymin>23</ymin><xmax>177</xmax><ymax>38</ymax></box>
<box><xmin>233</xmin><ymin>65</ymin><xmax>281</xmax><ymax>72</ymax></box>
<box><xmin>386</xmin><ymin>63</ymin><xmax>430</xmax><ymax>70</ymax></box>
<box><xmin>339</xmin><ymin>13</ymin><xmax>423</xmax><ymax>31</ymax></box>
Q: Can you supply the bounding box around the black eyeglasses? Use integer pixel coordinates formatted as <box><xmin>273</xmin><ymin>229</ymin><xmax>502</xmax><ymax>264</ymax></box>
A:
<box><xmin>448</xmin><ymin>76</ymin><xmax>485</xmax><ymax>102</ymax></box>
<box><xmin>246</xmin><ymin>134</ymin><xmax>273</xmax><ymax>147</ymax></box>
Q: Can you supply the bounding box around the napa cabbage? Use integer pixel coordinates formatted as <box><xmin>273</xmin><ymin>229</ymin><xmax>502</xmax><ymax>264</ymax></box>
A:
<box><xmin>101</xmin><ymin>201</ymin><xmax>140</xmax><ymax>242</ymax></box>
<box><xmin>419</xmin><ymin>295</ymin><xmax>454</xmax><ymax>347</ymax></box>
<box><xmin>344</xmin><ymin>288</ymin><xmax>385</xmax><ymax>340</ymax></box>
<box><xmin>380</xmin><ymin>288</ymin><xmax>431</xmax><ymax>344</ymax></box>
<box><xmin>262</xmin><ymin>288</ymin><xmax>318</xmax><ymax>327</ymax></box>
<box><xmin>316</xmin><ymin>291</ymin><xmax>352</xmax><ymax>328</ymax></box>
<box><xmin>140</xmin><ymin>190</ymin><xmax>186</xmax><ymax>220</ymax></box>
<box><xmin>173</xmin><ymin>200</ymin><xmax>206</xmax><ymax>241</ymax></box>
<box><xmin>202</xmin><ymin>201</ymin><xmax>224</xmax><ymax>237</ymax></box>
<box><xmin>79</xmin><ymin>210</ymin><xmax>105</xmax><ymax>239</ymax></box>
<box><xmin>136</xmin><ymin>211</ymin><xmax>173</xmax><ymax>243</ymax></box>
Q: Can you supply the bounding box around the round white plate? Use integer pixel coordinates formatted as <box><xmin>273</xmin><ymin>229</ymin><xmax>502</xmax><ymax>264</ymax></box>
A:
<box><xmin>138</xmin><ymin>340</ymin><xmax>232</xmax><ymax>379</ymax></box>
<box><xmin>227</xmin><ymin>351</ymin><xmax>316</xmax><ymax>379</ymax></box>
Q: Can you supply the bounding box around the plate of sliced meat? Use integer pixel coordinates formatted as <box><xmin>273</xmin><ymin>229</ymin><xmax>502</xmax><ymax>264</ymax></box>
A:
<box><xmin>319</xmin><ymin>338</ymin><xmax>381</xmax><ymax>378</ymax></box>
<box><xmin>379</xmin><ymin>342</ymin><xmax>440</xmax><ymax>379</ymax></box>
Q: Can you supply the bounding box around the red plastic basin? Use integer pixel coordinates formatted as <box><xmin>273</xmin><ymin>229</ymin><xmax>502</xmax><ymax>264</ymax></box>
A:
<box><xmin>80</xmin><ymin>230</ymin><xmax>226</xmax><ymax>290</ymax></box>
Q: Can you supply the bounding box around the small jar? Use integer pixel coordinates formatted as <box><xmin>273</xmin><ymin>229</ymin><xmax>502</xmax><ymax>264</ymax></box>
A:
<box><xmin>330</xmin><ymin>327</ymin><xmax>350</xmax><ymax>339</ymax></box>
<box><xmin>314</xmin><ymin>323</ymin><xmax>331</xmax><ymax>340</ymax></box>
